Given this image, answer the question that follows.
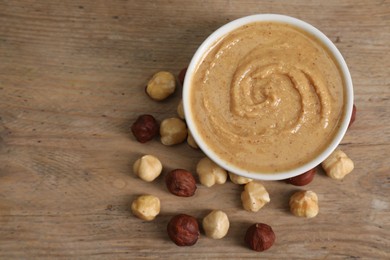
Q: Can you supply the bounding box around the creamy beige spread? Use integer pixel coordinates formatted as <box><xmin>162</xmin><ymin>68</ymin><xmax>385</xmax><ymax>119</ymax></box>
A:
<box><xmin>190</xmin><ymin>22</ymin><xmax>345</xmax><ymax>173</ymax></box>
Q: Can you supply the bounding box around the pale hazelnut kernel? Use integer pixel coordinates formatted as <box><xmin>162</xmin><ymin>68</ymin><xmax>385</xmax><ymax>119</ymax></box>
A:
<box><xmin>133</xmin><ymin>155</ymin><xmax>162</xmax><ymax>182</ymax></box>
<box><xmin>160</xmin><ymin>118</ymin><xmax>187</xmax><ymax>146</ymax></box>
<box><xmin>146</xmin><ymin>71</ymin><xmax>176</xmax><ymax>101</ymax></box>
<box><xmin>202</xmin><ymin>210</ymin><xmax>230</xmax><ymax>239</ymax></box>
<box><xmin>321</xmin><ymin>149</ymin><xmax>354</xmax><ymax>180</ymax></box>
<box><xmin>196</xmin><ymin>157</ymin><xmax>227</xmax><ymax>187</ymax></box>
<box><xmin>187</xmin><ymin>130</ymin><xmax>199</xmax><ymax>149</ymax></box>
<box><xmin>228</xmin><ymin>172</ymin><xmax>253</xmax><ymax>185</ymax></box>
<box><xmin>131</xmin><ymin>194</ymin><xmax>160</xmax><ymax>221</ymax></box>
<box><xmin>289</xmin><ymin>190</ymin><xmax>319</xmax><ymax>218</ymax></box>
<box><xmin>177</xmin><ymin>99</ymin><xmax>185</xmax><ymax>119</ymax></box>
<box><xmin>241</xmin><ymin>182</ymin><xmax>270</xmax><ymax>212</ymax></box>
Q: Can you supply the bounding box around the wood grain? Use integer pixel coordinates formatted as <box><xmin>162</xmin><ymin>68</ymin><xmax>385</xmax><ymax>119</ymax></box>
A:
<box><xmin>0</xmin><ymin>0</ymin><xmax>389</xmax><ymax>259</ymax></box>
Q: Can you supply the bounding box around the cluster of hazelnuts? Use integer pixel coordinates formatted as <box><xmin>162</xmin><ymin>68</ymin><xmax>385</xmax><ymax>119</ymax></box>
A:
<box><xmin>130</xmin><ymin>69</ymin><xmax>357</xmax><ymax>251</ymax></box>
<box><xmin>131</xmin><ymin>153</ymin><xmax>277</xmax><ymax>250</ymax></box>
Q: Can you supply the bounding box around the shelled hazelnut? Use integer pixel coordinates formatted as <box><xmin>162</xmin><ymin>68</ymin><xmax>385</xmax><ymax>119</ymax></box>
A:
<box><xmin>202</xmin><ymin>210</ymin><xmax>230</xmax><ymax>239</ymax></box>
<box><xmin>178</xmin><ymin>67</ymin><xmax>187</xmax><ymax>86</ymax></box>
<box><xmin>285</xmin><ymin>168</ymin><xmax>316</xmax><ymax>186</ymax></box>
<box><xmin>229</xmin><ymin>172</ymin><xmax>253</xmax><ymax>185</ymax></box>
<box><xmin>196</xmin><ymin>157</ymin><xmax>227</xmax><ymax>187</ymax></box>
<box><xmin>187</xmin><ymin>130</ymin><xmax>199</xmax><ymax>149</ymax></box>
<box><xmin>348</xmin><ymin>104</ymin><xmax>357</xmax><ymax>128</ymax></box>
<box><xmin>160</xmin><ymin>117</ymin><xmax>187</xmax><ymax>146</ymax></box>
<box><xmin>133</xmin><ymin>155</ymin><xmax>162</xmax><ymax>182</ymax></box>
<box><xmin>131</xmin><ymin>194</ymin><xmax>160</xmax><ymax>221</ymax></box>
<box><xmin>322</xmin><ymin>149</ymin><xmax>354</xmax><ymax>180</ymax></box>
<box><xmin>131</xmin><ymin>114</ymin><xmax>159</xmax><ymax>143</ymax></box>
<box><xmin>289</xmin><ymin>190</ymin><xmax>319</xmax><ymax>218</ymax></box>
<box><xmin>245</xmin><ymin>223</ymin><xmax>275</xmax><ymax>252</ymax></box>
<box><xmin>241</xmin><ymin>182</ymin><xmax>270</xmax><ymax>212</ymax></box>
<box><xmin>165</xmin><ymin>169</ymin><xmax>197</xmax><ymax>197</ymax></box>
<box><xmin>167</xmin><ymin>214</ymin><xmax>200</xmax><ymax>246</ymax></box>
<box><xmin>146</xmin><ymin>71</ymin><xmax>176</xmax><ymax>101</ymax></box>
<box><xmin>177</xmin><ymin>99</ymin><xmax>185</xmax><ymax>120</ymax></box>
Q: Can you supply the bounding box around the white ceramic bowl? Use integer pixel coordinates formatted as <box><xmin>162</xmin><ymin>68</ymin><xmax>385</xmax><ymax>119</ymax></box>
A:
<box><xmin>183</xmin><ymin>14</ymin><xmax>354</xmax><ymax>181</ymax></box>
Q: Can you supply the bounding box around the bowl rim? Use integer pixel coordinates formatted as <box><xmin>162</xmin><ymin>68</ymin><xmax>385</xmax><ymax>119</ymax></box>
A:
<box><xmin>182</xmin><ymin>14</ymin><xmax>354</xmax><ymax>181</ymax></box>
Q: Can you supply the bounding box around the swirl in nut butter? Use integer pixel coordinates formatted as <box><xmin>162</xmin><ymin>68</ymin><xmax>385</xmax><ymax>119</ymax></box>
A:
<box><xmin>190</xmin><ymin>22</ymin><xmax>344</xmax><ymax>173</ymax></box>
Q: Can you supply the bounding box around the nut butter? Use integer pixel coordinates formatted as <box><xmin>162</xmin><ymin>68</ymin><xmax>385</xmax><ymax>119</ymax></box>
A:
<box><xmin>188</xmin><ymin>22</ymin><xmax>345</xmax><ymax>173</ymax></box>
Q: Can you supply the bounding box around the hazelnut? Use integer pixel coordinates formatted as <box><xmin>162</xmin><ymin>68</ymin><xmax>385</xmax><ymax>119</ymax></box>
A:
<box><xmin>202</xmin><ymin>210</ymin><xmax>229</xmax><ymax>239</ymax></box>
<box><xmin>285</xmin><ymin>168</ymin><xmax>316</xmax><ymax>186</ymax></box>
<box><xmin>167</xmin><ymin>214</ymin><xmax>200</xmax><ymax>246</ymax></box>
<box><xmin>178</xmin><ymin>67</ymin><xmax>187</xmax><ymax>86</ymax></box>
<box><xmin>131</xmin><ymin>194</ymin><xmax>160</xmax><ymax>221</ymax></box>
<box><xmin>321</xmin><ymin>149</ymin><xmax>354</xmax><ymax>180</ymax></box>
<box><xmin>131</xmin><ymin>114</ymin><xmax>159</xmax><ymax>143</ymax></box>
<box><xmin>196</xmin><ymin>157</ymin><xmax>227</xmax><ymax>187</ymax></box>
<box><xmin>228</xmin><ymin>172</ymin><xmax>253</xmax><ymax>185</ymax></box>
<box><xmin>187</xmin><ymin>130</ymin><xmax>199</xmax><ymax>149</ymax></box>
<box><xmin>245</xmin><ymin>223</ymin><xmax>275</xmax><ymax>252</ymax></box>
<box><xmin>146</xmin><ymin>71</ymin><xmax>176</xmax><ymax>101</ymax></box>
<box><xmin>165</xmin><ymin>169</ymin><xmax>197</xmax><ymax>197</ymax></box>
<box><xmin>133</xmin><ymin>155</ymin><xmax>162</xmax><ymax>182</ymax></box>
<box><xmin>289</xmin><ymin>190</ymin><xmax>319</xmax><ymax>218</ymax></box>
<box><xmin>160</xmin><ymin>117</ymin><xmax>187</xmax><ymax>146</ymax></box>
<box><xmin>348</xmin><ymin>104</ymin><xmax>357</xmax><ymax>128</ymax></box>
<box><xmin>241</xmin><ymin>181</ymin><xmax>270</xmax><ymax>212</ymax></box>
<box><xmin>177</xmin><ymin>99</ymin><xmax>185</xmax><ymax>119</ymax></box>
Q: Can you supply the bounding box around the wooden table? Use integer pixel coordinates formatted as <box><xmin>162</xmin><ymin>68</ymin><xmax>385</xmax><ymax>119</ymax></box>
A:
<box><xmin>1</xmin><ymin>0</ymin><xmax>389</xmax><ymax>259</ymax></box>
